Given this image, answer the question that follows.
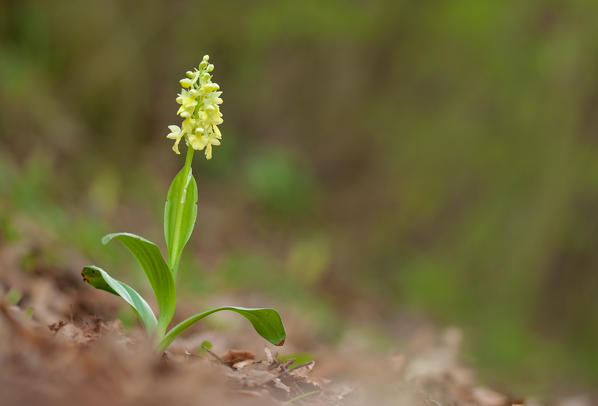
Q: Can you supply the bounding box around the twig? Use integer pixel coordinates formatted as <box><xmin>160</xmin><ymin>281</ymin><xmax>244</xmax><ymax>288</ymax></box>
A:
<box><xmin>285</xmin><ymin>390</ymin><xmax>320</xmax><ymax>404</ymax></box>
<box><xmin>283</xmin><ymin>361</ymin><xmax>315</xmax><ymax>375</ymax></box>
<box><xmin>278</xmin><ymin>358</ymin><xmax>295</xmax><ymax>371</ymax></box>
<box><xmin>271</xmin><ymin>361</ymin><xmax>315</xmax><ymax>382</ymax></box>
<box><xmin>201</xmin><ymin>344</ymin><xmax>233</xmax><ymax>369</ymax></box>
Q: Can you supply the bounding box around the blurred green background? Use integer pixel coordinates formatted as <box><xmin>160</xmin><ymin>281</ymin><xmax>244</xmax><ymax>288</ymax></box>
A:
<box><xmin>1</xmin><ymin>0</ymin><xmax>598</xmax><ymax>395</ymax></box>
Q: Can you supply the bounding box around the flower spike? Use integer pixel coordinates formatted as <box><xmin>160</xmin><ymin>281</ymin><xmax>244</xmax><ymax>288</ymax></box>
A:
<box><xmin>167</xmin><ymin>55</ymin><xmax>223</xmax><ymax>159</ymax></box>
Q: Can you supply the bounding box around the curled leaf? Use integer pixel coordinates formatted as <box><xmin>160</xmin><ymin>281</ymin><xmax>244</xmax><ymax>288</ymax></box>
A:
<box><xmin>82</xmin><ymin>265</ymin><xmax>157</xmax><ymax>331</ymax></box>
<box><xmin>102</xmin><ymin>232</ymin><xmax>176</xmax><ymax>336</ymax></box>
<box><xmin>158</xmin><ymin>306</ymin><xmax>285</xmax><ymax>352</ymax></box>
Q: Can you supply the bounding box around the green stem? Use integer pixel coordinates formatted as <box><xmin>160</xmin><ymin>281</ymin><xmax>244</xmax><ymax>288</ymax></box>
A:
<box><xmin>170</xmin><ymin>146</ymin><xmax>194</xmax><ymax>277</ymax></box>
<box><xmin>184</xmin><ymin>142</ymin><xmax>195</xmax><ymax>169</ymax></box>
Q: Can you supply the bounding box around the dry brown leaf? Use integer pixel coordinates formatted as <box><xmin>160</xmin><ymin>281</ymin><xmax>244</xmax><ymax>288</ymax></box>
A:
<box><xmin>222</xmin><ymin>349</ymin><xmax>256</xmax><ymax>367</ymax></box>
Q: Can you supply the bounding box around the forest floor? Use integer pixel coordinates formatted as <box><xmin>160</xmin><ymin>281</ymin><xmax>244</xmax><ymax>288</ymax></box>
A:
<box><xmin>0</xmin><ymin>229</ymin><xmax>594</xmax><ymax>406</ymax></box>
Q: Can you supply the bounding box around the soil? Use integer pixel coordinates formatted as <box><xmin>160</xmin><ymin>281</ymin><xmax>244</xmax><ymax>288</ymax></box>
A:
<box><xmin>0</xmin><ymin>233</ymin><xmax>594</xmax><ymax>406</ymax></box>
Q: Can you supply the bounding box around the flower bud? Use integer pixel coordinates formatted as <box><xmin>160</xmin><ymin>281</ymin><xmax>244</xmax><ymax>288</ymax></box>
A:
<box><xmin>204</xmin><ymin>83</ymin><xmax>219</xmax><ymax>92</ymax></box>
<box><xmin>179</xmin><ymin>78</ymin><xmax>192</xmax><ymax>88</ymax></box>
<box><xmin>200</xmin><ymin>73</ymin><xmax>211</xmax><ymax>83</ymax></box>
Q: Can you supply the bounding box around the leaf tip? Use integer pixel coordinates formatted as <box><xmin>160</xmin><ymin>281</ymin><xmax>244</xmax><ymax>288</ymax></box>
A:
<box><xmin>81</xmin><ymin>266</ymin><xmax>96</xmax><ymax>284</ymax></box>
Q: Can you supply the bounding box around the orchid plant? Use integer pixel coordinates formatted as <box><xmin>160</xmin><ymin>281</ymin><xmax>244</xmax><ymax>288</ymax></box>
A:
<box><xmin>82</xmin><ymin>56</ymin><xmax>286</xmax><ymax>352</ymax></box>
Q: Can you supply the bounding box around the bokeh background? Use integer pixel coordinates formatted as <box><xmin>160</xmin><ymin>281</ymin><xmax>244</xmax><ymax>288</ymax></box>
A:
<box><xmin>1</xmin><ymin>0</ymin><xmax>598</xmax><ymax>396</ymax></box>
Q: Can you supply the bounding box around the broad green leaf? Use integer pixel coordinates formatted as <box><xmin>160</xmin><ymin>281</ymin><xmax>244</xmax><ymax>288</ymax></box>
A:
<box><xmin>164</xmin><ymin>166</ymin><xmax>198</xmax><ymax>275</ymax></box>
<box><xmin>82</xmin><ymin>265</ymin><xmax>157</xmax><ymax>331</ymax></box>
<box><xmin>102</xmin><ymin>232</ymin><xmax>175</xmax><ymax>335</ymax></box>
<box><xmin>158</xmin><ymin>306</ymin><xmax>286</xmax><ymax>352</ymax></box>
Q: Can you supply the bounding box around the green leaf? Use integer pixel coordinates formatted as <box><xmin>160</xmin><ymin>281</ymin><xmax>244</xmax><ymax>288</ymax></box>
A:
<box><xmin>102</xmin><ymin>232</ymin><xmax>175</xmax><ymax>336</ymax></box>
<box><xmin>278</xmin><ymin>353</ymin><xmax>315</xmax><ymax>368</ymax></box>
<box><xmin>197</xmin><ymin>340</ymin><xmax>212</xmax><ymax>355</ymax></box>
<box><xmin>158</xmin><ymin>306</ymin><xmax>286</xmax><ymax>352</ymax></box>
<box><xmin>5</xmin><ymin>288</ymin><xmax>22</xmax><ymax>306</ymax></box>
<box><xmin>164</xmin><ymin>157</ymin><xmax>198</xmax><ymax>275</ymax></box>
<box><xmin>82</xmin><ymin>265</ymin><xmax>157</xmax><ymax>331</ymax></box>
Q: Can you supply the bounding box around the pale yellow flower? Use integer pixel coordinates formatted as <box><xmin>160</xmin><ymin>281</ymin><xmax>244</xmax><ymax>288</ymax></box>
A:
<box><xmin>167</xmin><ymin>55</ymin><xmax>223</xmax><ymax>158</ymax></box>
<box><xmin>176</xmin><ymin>89</ymin><xmax>198</xmax><ymax>118</ymax></box>
<box><xmin>181</xmin><ymin>118</ymin><xmax>196</xmax><ymax>135</ymax></box>
<box><xmin>166</xmin><ymin>125</ymin><xmax>184</xmax><ymax>154</ymax></box>
<box><xmin>201</xmin><ymin>133</ymin><xmax>221</xmax><ymax>160</ymax></box>
<box><xmin>187</xmin><ymin>127</ymin><xmax>204</xmax><ymax>150</ymax></box>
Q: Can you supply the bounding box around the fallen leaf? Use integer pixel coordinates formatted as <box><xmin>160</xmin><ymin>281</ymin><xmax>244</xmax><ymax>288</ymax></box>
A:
<box><xmin>221</xmin><ymin>349</ymin><xmax>255</xmax><ymax>367</ymax></box>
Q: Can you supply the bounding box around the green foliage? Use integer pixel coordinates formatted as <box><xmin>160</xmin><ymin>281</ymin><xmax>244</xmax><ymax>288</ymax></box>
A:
<box><xmin>197</xmin><ymin>340</ymin><xmax>213</xmax><ymax>355</ymax></box>
<box><xmin>5</xmin><ymin>288</ymin><xmax>22</xmax><ymax>306</ymax></box>
<box><xmin>100</xmin><ymin>233</ymin><xmax>176</xmax><ymax>336</ymax></box>
<box><xmin>81</xmin><ymin>63</ymin><xmax>285</xmax><ymax>350</ymax></box>
<box><xmin>82</xmin><ymin>265</ymin><xmax>158</xmax><ymax>331</ymax></box>
<box><xmin>4</xmin><ymin>0</ymin><xmax>598</xmax><ymax>392</ymax></box>
<box><xmin>278</xmin><ymin>353</ymin><xmax>314</xmax><ymax>368</ymax></box>
<box><xmin>83</xmin><ymin>156</ymin><xmax>286</xmax><ymax>349</ymax></box>
<box><xmin>157</xmin><ymin>306</ymin><xmax>285</xmax><ymax>352</ymax></box>
<box><xmin>164</xmin><ymin>158</ymin><xmax>198</xmax><ymax>275</ymax></box>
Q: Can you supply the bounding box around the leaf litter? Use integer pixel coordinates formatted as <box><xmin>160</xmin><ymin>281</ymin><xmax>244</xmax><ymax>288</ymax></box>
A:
<box><xmin>0</xmin><ymin>232</ymin><xmax>596</xmax><ymax>406</ymax></box>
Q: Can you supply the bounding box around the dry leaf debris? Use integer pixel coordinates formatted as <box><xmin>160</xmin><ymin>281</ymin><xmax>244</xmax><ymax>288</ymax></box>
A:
<box><xmin>0</xmin><ymin>235</ymin><xmax>596</xmax><ymax>406</ymax></box>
